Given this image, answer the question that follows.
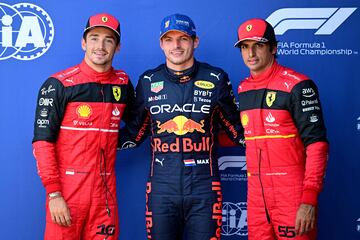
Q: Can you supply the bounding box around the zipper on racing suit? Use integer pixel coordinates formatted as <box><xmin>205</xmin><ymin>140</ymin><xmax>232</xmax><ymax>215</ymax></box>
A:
<box><xmin>258</xmin><ymin>149</ymin><xmax>271</xmax><ymax>224</ymax></box>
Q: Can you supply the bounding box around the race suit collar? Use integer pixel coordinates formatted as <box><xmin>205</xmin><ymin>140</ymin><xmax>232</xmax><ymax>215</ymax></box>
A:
<box><xmin>80</xmin><ymin>60</ymin><xmax>115</xmax><ymax>83</ymax></box>
<box><xmin>163</xmin><ymin>60</ymin><xmax>199</xmax><ymax>83</ymax></box>
<box><xmin>249</xmin><ymin>60</ymin><xmax>280</xmax><ymax>83</ymax></box>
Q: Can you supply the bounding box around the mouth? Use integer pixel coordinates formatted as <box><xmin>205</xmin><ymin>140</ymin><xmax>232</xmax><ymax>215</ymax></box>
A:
<box><xmin>247</xmin><ymin>58</ymin><xmax>258</xmax><ymax>65</ymax></box>
<box><xmin>93</xmin><ymin>50</ymin><xmax>108</xmax><ymax>57</ymax></box>
<box><xmin>170</xmin><ymin>49</ymin><xmax>184</xmax><ymax>56</ymax></box>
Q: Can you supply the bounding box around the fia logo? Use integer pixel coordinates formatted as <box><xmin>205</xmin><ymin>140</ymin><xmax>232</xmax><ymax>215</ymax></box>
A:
<box><xmin>0</xmin><ymin>2</ymin><xmax>54</xmax><ymax>60</ymax></box>
<box><xmin>222</xmin><ymin>202</ymin><xmax>247</xmax><ymax>236</ymax></box>
<box><xmin>357</xmin><ymin>218</ymin><xmax>360</xmax><ymax>232</ymax></box>
<box><xmin>357</xmin><ymin>117</ymin><xmax>360</xmax><ymax>132</ymax></box>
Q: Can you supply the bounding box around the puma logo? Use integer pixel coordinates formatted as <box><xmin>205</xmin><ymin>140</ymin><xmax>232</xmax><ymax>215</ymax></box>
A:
<box><xmin>210</xmin><ymin>72</ymin><xmax>221</xmax><ymax>80</ymax></box>
<box><xmin>144</xmin><ymin>74</ymin><xmax>154</xmax><ymax>82</ymax></box>
<box><xmin>155</xmin><ymin>158</ymin><xmax>165</xmax><ymax>166</ymax></box>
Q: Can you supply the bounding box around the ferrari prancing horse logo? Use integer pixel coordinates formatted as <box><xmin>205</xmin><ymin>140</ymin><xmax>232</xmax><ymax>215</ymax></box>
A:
<box><xmin>112</xmin><ymin>86</ymin><xmax>121</xmax><ymax>101</ymax></box>
<box><xmin>266</xmin><ymin>91</ymin><xmax>276</xmax><ymax>107</ymax></box>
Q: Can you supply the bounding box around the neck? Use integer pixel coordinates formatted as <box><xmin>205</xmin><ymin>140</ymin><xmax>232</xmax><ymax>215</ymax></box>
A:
<box><xmin>251</xmin><ymin>57</ymin><xmax>275</xmax><ymax>76</ymax></box>
<box><xmin>166</xmin><ymin>58</ymin><xmax>194</xmax><ymax>71</ymax></box>
<box><xmin>84</xmin><ymin>58</ymin><xmax>112</xmax><ymax>73</ymax></box>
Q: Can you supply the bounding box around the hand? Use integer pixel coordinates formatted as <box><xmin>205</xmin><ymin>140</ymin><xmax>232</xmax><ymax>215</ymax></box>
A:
<box><xmin>49</xmin><ymin>197</ymin><xmax>72</xmax><ymax>227</ymax></box>
<box><xmin>295</xmin><ymin>203</ymin><xmax>315</xmax><ymax>236</ymax></box>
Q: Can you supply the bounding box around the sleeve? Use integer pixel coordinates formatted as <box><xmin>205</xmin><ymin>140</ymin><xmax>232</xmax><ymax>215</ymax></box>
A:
<box><xmin>118</xmin><ymin>78</ymin><xmax>151</xmax><ymax>149</ymax></box>
<box><xmin>217</xmin><ymin>72</ymin><xmax>245</xmax><ymax>146</ymax></box>
<box><xmin>121</xmin><ymin>79</ymin><xmax>136</xmax><ymax>123</ymax></box>
<box><xmin>32</xmin><ymin>77</ymin><xmax>67</xmax><ymax>194</ymax></box>
<box><xmin>290</xmin><ymin>79</ymin><xmax>329</xmax><ymax>205</ymax></box>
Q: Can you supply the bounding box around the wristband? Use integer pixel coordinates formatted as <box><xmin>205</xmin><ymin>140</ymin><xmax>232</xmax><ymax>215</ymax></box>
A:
<box><xmin>48</xmin><ymin>191</ymin><xmax>62</xmax><ymax>200</ymax></box>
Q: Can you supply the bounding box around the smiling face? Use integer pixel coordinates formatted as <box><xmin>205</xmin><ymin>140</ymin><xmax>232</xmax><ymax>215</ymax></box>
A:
<box><xmin>82</xmin><ymin>27</ymin><xmax>120</xmax><ymax>72</ymax></box>
<box><xmin>240</xmin><ymin>40</ymin><xmax>276</xmax><ymax>76</ymax></box>
<box><xmin>160</xmin><ymin>31</ymin><xmax>199</xmax><ymax>71</ymax></box>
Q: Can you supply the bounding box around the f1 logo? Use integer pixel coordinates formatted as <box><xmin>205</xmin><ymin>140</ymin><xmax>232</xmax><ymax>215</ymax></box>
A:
<box><xmin>266</xmin><ymin>8</ymin><xmax>357</xmax><ymax>35</ymax></box>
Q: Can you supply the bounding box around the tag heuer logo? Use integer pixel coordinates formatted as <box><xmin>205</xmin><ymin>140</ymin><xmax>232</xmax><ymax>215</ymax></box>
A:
<box><xmin>151</xmin><ymin>81</ymin><xmax>164</xmax><ymax>93</ymax></box>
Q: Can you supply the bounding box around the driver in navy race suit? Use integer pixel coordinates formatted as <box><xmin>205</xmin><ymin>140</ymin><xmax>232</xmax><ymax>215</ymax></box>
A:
<box><xmin>118</xmin><ymin>13</ymin><xmax>245</xmax><ymax>240</ymax></box>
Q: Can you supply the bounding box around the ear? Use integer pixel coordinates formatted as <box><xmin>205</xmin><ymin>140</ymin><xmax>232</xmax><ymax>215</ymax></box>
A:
<box><xmin>193</xmin><ymin>37</ymin><xmax>199</xmax><ymax>49</ymax></box>
<box><xmin>81</xmin><ymin>38</ymin><xmax>86</xmax><ymax>51</ymax></box>
<box><xmin>159</xmin><ymin>39</ymin><xmax>164</xmax><ymax>50</ymax></box>
<box><xmin>116</xmin><ymin>43</ymin><xmax>121</xmax><ymax>53</ymax></box>
<box><xmin>271</xmin><ymin>45</ymin><xmax>277</xmax><ymax>55</ymax></box>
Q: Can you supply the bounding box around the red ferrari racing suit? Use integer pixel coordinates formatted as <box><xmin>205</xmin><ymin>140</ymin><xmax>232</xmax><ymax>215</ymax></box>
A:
<box><xmin>238</xmin><ymin>61</ymin><xmax>328</xmax><ymax>240</ymax></box>
<box><xmin>32</xmin><ymin>60</ymin><xmax>134</xmax><ymax>240</ymax></box>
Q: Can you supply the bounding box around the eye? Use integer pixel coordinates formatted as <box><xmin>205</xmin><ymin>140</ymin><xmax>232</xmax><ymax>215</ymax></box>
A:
<box><xmin>106</xmin><ymin>38</ymin><xmax>115</xmax><ymax>45</ymax></box>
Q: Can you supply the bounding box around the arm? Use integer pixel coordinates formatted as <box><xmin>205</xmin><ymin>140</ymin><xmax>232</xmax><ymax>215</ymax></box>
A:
<box><xmin>290</xmin><ymin>80</ymin><xmax>329</xmax><ymax>235</ymax></box>
<box><xmin>217</xmin><ymin>72</ymin><xmax>245</xmax><ymax>147</ymax></box>
<box><xmin>118</xmin><ymin>77</ymin><xmax>151</xmax><ymax>150</ymax></box>
<box><xmin>32</xmin><ymin>77</ymin><xmax>71</xmax><ymax>226</ymax></box>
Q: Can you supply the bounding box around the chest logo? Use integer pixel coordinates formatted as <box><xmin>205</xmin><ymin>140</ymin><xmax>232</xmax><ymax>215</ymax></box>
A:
<box><xmin>151</xmin><ymin>81</ymin><xmax>164</xmax><ymax>93</ymax></box>
<box><xmin>112</xmin><ymin>86</ymin><xmax>121</xmax><ymax>101</ymax></box>
<box><xmin>266</xmin><ymin>91</ymin><xmax>277</xmax><ymax>107</ymax></box>
<box><xmin>157</xmin><ymin>115</ymin><xmax>205</xmax><ymax>135</ymax></box>
<box><xmin>241</xmin><ymin>113</ymin><xmax>249</xmax><ymax>127</ymax></box>
<box><xmin>194</xmin><ymin>80</ymin><xmax>215</xmax><ymax>90</ymax></box>
<box><xmin>77</xmin><ymin>104</ymin><xmax>92</xmax><ymax>119</ymax></box>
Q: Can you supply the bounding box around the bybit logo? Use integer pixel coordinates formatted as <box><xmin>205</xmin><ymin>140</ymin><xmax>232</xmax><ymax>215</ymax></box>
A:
<box><xmin>266</xmin><ymin>8</ymin><xmax>357</xmax><ymax>35</ymax></box>
<box><xmin>0</xmin><ymin>2</ymin><xmax>54</xmax><ymax>60</ymax></box>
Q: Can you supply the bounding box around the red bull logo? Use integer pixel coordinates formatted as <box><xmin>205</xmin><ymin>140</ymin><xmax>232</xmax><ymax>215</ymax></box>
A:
<box><xmin>211</xmin><ymin>181</ymin><xmax>223</xmax><ymax>240</ymax></box>
<box><xmin>156</xmin><ymin>115</ymin><xmax>205</xmax><ymax>135</ymax></box>
<box><xmin>145</xmin><ymin>182</ymin><xmax>153</xmax><ymax>239</ymax></box>
<box><xmin>153</xmin><ymin>137</ymin><xmax>210</xmax><ymax>153</ymax></box>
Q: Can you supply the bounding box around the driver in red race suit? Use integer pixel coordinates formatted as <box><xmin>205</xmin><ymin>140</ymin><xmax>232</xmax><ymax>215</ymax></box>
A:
<box><xmin>32</xmin><ymin>13</ymin><xmax>134</xmax><ymax>240</ymax></box>
<box><xmin>235</xmin><ymin>18</ymin><xmax>329</xmax><ymax>240</ymax></box>
<box><xmin>118</xmin><ymin>13</ymin><xmax>244</xmax><ymax>240</ymax></box>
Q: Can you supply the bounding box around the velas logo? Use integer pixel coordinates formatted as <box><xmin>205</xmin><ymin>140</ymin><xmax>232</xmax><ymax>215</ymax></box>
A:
<box><xmin>266</xmin><ymin>8</ymin><xmax>356</xmax><ymax>35</ymax></box>
<box><xmin>0</xmin><ymin>2</ymin><xmax>54</xmax><ymax>61</ymax></box>
<box><xmin>156</xmin><ymin>115</ymin><xmax>205</xmax><ymax>135</ymax></box>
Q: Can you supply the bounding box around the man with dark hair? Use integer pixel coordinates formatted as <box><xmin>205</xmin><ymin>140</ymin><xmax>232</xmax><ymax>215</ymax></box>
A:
<box><xmin>32</xmin><ymin>13</ymin><xmax>134</xmax><ymax>240</ymax></box>
<box><xmin>119</xmin><ymin>13</ymin><xmax>244</xmax><ymax>240</ymax></box>
<box><xmin>235</xmin><ymin>18</ymin><xmax>329</xmax><ymax>240</ymax></box>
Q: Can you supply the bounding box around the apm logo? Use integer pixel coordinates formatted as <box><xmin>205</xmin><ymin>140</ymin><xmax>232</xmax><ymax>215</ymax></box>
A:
<box><xmin>0</xmin><ymin>2</ymin><xmax>54</xmax><ymax>60</ymax></box>
<box><xmin>266</xmin><ymin>8</ymin><xmax>357</xmax><ymax>35</ymax></box>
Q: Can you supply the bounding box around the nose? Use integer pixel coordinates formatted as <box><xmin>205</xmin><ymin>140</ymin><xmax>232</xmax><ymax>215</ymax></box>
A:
<box><xmin>174</xmin><ymin>39</ymin><xmax>181</xmax><ymax>49</ymax></box>
<box><xmin>248</xmin><ymin>46</ymin><xmax>256</xmax><ymax>57</ymax></box>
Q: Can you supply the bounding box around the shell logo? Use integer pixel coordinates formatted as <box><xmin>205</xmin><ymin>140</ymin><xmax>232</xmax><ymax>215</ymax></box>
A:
<box><xmin>77</xmin><ymin>104</ymin><xmax>92</xmax><ymax>118</ymax></box>
<box><xmin>194</xmin><ymin>80</ymin><xmax>215</xmax><ymax>90</ymax></box>
<box><xmin>241</xmin><ymin>113</ymin><xmax>249</xmax><ymax>127</ymax></box>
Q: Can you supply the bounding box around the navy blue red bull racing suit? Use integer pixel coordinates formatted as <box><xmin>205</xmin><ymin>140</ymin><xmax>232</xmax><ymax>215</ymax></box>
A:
<box><xmin>118</xmin><ymin>60</ymin><xmax>244</xmax><ymax>240</ymax></box>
